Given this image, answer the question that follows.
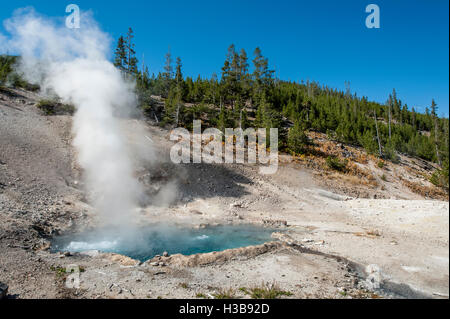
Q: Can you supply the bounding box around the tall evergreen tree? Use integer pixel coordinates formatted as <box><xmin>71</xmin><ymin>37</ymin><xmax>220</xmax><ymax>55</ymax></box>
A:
<box><xmin>252</xmin><ymin>47</ymin><xmax>274</xmax><ymax>100</ymax></box>
<box><xmin>125</xmin><ymin>28</ymin><xmax>138</xmax><ymax>74</ymax></box>
<box><xmin>431</xmin><ymin>99</ymin><xmax>441</xmax><ymax>165</ymax></box>
<box><xmin>163</xmin><ymin>48</ymin><xmax>173</xmax><ymax>97</ymax></box>
<box><xmin>239</xmin><ymin>48</ymin><xmax>249</xmax><ymax>99</ymax></box>
<box><xmin>114</xmin><ymin>36</ymin><xmax>127</xmax><ymax>71</ymax></box>
<box><xmin>175</xmin><ymin>57</ymin><xmax>183</xmax><ymax>85</ymax></box>
<box><xmin>288</xmin><ymin>119</ymin><xmax>308</xmax><ymax>154</ymax></box>
<box><xmin>387</xmin><ymin>94</ymin><xmax>392</xmax><ymax>140</ymax></box>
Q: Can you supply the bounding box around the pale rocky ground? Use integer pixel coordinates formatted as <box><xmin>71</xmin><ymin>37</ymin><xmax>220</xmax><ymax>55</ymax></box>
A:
<box><xmin>0</xmin><ymin>87</ymin><xmax>448</xmax><ymax>299</ymax></box>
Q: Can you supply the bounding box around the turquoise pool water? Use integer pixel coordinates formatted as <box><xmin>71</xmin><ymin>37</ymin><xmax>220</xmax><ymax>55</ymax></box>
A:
<box><xmin>51</xmin><ymin>223</ymin><xmax>276</xmax><ymax>262</ymax></box>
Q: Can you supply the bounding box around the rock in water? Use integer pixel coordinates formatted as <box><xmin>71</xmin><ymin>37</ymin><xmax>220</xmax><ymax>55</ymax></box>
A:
<box><xmin>0</xmin><ymin>282</ymin><xmax>8</xmax><ymax>299</ymax></box>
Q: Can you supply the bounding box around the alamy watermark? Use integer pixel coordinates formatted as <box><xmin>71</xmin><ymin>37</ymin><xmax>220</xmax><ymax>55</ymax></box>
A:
<box><xmin>170</xmin><ymin>121</ymin><xmax>279</xmax><ymax>174</ymax></box>
<box><xmin>365</xmin><ymin>4</ymin><xmax>380</xmax><ymax>29</ymax></box>
<box><xmin>65</xmin><ymin>4</ymin><xmax>80</xmax><ymax>29</ymax></box>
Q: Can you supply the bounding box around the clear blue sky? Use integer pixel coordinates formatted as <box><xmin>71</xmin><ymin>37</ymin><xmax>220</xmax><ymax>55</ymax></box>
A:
<box><xmin>1</xmin><ymin>0</ymin><xmax>448</xmax><ymax>116</ymax></box>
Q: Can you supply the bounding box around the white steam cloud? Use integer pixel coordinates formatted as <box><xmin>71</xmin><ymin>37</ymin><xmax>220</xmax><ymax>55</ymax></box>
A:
<box><xmin>1</xmin><ymin>8</ymin><xmax>143</xmax><ymax>227</ymax></box>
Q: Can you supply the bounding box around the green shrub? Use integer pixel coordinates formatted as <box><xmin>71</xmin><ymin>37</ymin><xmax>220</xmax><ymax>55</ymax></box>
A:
<box><xmin>287</xmin><ymin>120</ymin><xmax>309</xmax><ymax>154</ymax></box>
<box><xmin>384</xmin><ymin>141</ymin><xmax>399</xmax><ymax>163</ymax></box>
<box><xmin>0</xmin><ymin>55</ymin><xmax>39</xmax><ymax>91</ymax></box>
<box><xmin>50</xmin><ymin>265</ymin><xmax>67</xmax><ymax>277</ymax></box>
<box><xmin>358</xmin><ymin>130</ymin><xmax>378</xmax><ymax>155</ymax></box>
<box><xmin>212</xmin><ymin>288</ymin><xmax>236</xmax><ymax>299</ymax></box>
<box><xmin>377</xmin><ymin>161</ymin><xmax>385</xmax><ymax>168</ymax></box>
<box><xmin>179</xmin><ymin>282</ymin><xmax>189</xmax><ymax>289</ymax></box>
<box><xmin>430</xmin><ymin>161</ymin><xmax>449</xmax><ymax>190</ymax></box>
<box><xmin>141</xmin><ymin>104</ymin><xmax>153</xmax><ymax>116</ymax></box>
<box><xmin>326</xmin><ymin>156</ymin><xmax>348</xmax><ymax>172</ymax></box>
<box><xmin>37</xmin><ymin>99</ymin><xmax>75</xmax><ymax>115</ymax></box>
<box><xmin>10</xmin><ymin>73</ymin><xmax>40</xmax><ymax>91</ymax></box>
<box><xmin>0</xmin><ymin>56</ymin><xmax>14</xmax><ymax>86</ymax></box>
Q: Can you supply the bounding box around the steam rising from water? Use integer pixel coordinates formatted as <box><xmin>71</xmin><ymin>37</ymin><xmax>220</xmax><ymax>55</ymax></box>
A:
<box><xmin>1</xmin><ymin>8</ymin><xmax>142</xmax><ymax>226</ymax></box>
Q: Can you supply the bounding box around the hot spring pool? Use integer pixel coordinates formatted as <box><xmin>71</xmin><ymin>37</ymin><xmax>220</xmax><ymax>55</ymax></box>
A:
<box><xmin>51</xmin><ymin>224</ymin><xmax>276</xmax><ymax>262</ymax></box>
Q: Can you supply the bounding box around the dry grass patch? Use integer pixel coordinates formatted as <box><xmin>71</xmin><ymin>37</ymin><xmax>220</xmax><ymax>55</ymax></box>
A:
<box><xmin>354</xmin><ymin>230</ymin><xmax>381</xmax><ymax>238</ymax></box>
<box><xmin>400</xmin><ymin>176</ymin><xmax>448</xmax><ymax>200</ymax></box>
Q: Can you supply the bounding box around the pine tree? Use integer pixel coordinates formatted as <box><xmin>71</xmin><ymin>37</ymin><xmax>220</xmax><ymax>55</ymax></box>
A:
<box><xmin>374</xmin><ymin>109</ymin><xmax>383</xmax><ymax>157</ymax></box>
<box><xmin>174</xmin><ymin>57</ymin><xmax>184</xmax><ymax>125</ymax></box>
<box><xmin>252</xmin><ymin>47</ymin><xmax>274</xmax><ymax>100</ymax></box>
<box><xmin>175</xmin><ymin>57</ymin><xmax>183</xmax><ymax>85</ymax></box>
<box><xmin>114</xmin><ymin>36</ymin><xmax>127</xmax><ymax>71</ymax></box>
<box><xmin>252</xmin><ymin>47</ymin><xmax>265</xmax><ymax>97</ymax></box>
<box><xmin>163</xmin><ymin>86</ymin><xmax>183</xmax><ymax>125</ymax></box>
<box><xmin>163</xmin><ymin>48</ymin><xmax>173</xmax><ymax>97</ymax></box>
<box><xmin>431</xmin><ymin>99</ymin><xmax>441</xmax><ymax>165</ymax></box>
<box><xmin>387</xmin><ymin>94</ymin><xmax>392</xmax><ymax>140</ymax></box>
<box><xmin>221</xmin><ymin>44</ymin><xmax>239</xmax><ymax>105</ymax></box>
<box><xmin>125</xmin><ymin>28</ymin><xmax>138</xmax><ymax>74</ymax></box>
<box><xmin>239</xmin><ymin>48</ymin><xmax>249</xmax><ymax>100</ymax></box>
<box><xmin>392</xmin><ymin>88</ymin><xmax>400</xmax><ymax>120</ymax></box>
<box><xmin>288</xmin><ymin>119</ymin><xmax>308</xmax><ymax>154</ymax></box>
<box><xmin>255</xmin><ymin>96</ymin><xmax>266</xmax><ymax>128</ymax></box>
<box><xmin>209</xmin><ymin>73</ymin><xmax>219</xmax><ymax>105</ymax></box>
<box><xmin>218</xmin><ymin>105</ymin><xmax>227</xmax><ymax>133</ymax></box>
<box><xmin>411</xmin><ymin>107</ymin><xmax>416</xmax><ymax>129</ymax></box>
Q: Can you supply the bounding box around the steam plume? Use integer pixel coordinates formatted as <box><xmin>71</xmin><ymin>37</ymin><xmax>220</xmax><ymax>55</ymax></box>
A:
<box><xmin>1</xmin><ymin>8</ymin><xmax>142</xmax><ymax>227</ymax></box>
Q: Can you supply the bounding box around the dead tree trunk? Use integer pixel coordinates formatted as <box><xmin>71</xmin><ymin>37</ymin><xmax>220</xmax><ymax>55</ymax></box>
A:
<box><xmin>374</xmin><ymin>110</ymin><xmax>383</xmax><ymax>157</ymax></box>
<box><xmin>175</xmin><ymin>104</ymin><xmax>180</xmax><ymax>126</ymax></box>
